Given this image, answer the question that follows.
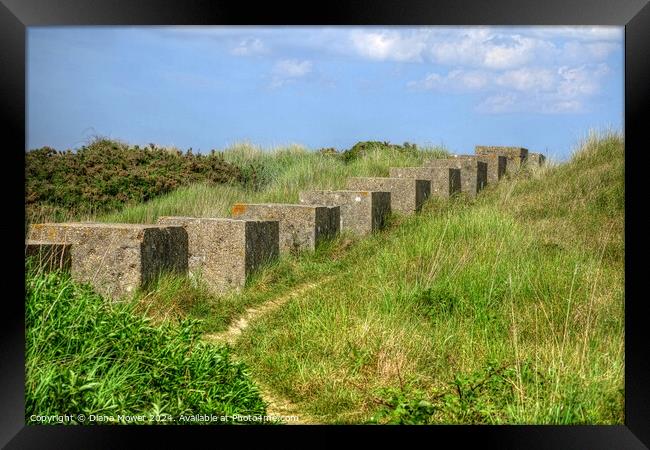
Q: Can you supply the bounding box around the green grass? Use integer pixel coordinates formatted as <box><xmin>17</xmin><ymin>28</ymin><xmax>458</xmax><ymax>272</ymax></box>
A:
<box><xmin>97</xmin><ymin>142</ymin><xmax>448</xmax><ymax>223</ymax></box>
<box><xmin>25</xmin><ymin>265</ymin><xmax>267</xmax><ymax>424</ymax></box>
<box><xmin>25</xmin><ymin>130</ymin><xmax>624</xmax><ymax>425</ymax></box>
<box><xmin>154</xmin><ymin>129</ymin><xmax>622</xmax><ymax>424</ymax></box>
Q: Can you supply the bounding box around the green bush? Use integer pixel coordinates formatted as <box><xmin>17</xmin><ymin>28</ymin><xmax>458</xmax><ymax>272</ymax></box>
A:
<box><xmin>25</xmin><ymin>265</ymin><xmax>267</xmax><ymax>425</ymax></box>
<box><xmin>370</xmin><ymin>361</ymin><xmax>540</xmax><ymax>424</ymax></box>
<box><xmin>341</xmin><ymin>141</ymin><xmax>419</xmax><ymax>163</ymax></box>
<box><xmin>26</xmin><ymin>138</ymin><xmax>245</xmax><ymax>222</ymax></box>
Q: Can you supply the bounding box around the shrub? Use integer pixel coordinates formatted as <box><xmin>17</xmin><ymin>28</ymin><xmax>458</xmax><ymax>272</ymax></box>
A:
<box><xmin>25</xmin><ymin>265</ymin><xmax>267</xmax><ymax>424</ymax></box>
<box><xmin>25</xmin><ymin>138</ymin><xmax>245</xmax><ymax>222</ymax></box>
<box><xmin>341</xmin><ymin>141</ymin><xmax>420</xmax><ymax>163</ymax></box>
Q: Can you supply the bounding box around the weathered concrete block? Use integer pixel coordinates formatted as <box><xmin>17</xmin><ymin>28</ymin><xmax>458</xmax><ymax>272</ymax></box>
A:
<box><xmin>449</xmin><ymin>154</ymin><xmax>507</xmax><ymax>185</ymax></box>
<box><xmin>527</xmin><ymin>152</ymin><xmax>546</xmax><ymax>167</ymax></box>
<box><xmin>298</xmin><ymin>190</ymin><xmax>391</xmax><ymax>235</ymax></box>
<box><xmin>25</xmin><ymin>240</ymin><xmax>72</xmax><ymax>272</ymax></box>
<box><xmin>346</xmin><ymin>177</ymin><xmax>430</xmax><ymax>215</ymax></box>
<box><xmin>231</xmin><ymin>204</ymin><xmax>339</xmax><ymax>254</ymax></box>
<box><xmin>388</xmin><ymin>167</ymin><xmax>461</xmax><ymax>198</ymax></box>
<box><xmin>28</xmin><ymin>223</ymin><xmax>188</xmax><ymax>300</ymax></box>
<box><xmin>156</xmin><ymin>217</ymin><xmax>279</xmax><ymax>293</ymax></box>
<box><xmin>475</xmin><ymin>146</ymin><xmax>529</xmax><ymax>171</ymax></box>
<box><xmin>425</xmin><ymin>158</ymin><xmax>488</xmax><ymax>196</ymax></box>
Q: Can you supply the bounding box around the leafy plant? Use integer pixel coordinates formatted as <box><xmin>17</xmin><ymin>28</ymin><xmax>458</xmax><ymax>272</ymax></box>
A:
<box><xmin>25</xmin><ymin>264</ymin><xmax>267</xmax><ymax>424</ymax></box>
<box><xmin>25</xmin><ymin>138</ymin><xmax>245</xmax><ymax>223</ymax></box>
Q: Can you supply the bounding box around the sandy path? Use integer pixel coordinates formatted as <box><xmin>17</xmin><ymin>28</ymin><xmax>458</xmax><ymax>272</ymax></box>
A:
<box><xmin>203</xmin><ymin>276</ymin><xmax>333</xmax><ymax>424</ymax></box>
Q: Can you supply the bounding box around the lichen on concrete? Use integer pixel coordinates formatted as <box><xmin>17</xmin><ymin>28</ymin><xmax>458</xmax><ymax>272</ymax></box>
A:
<box><xmin>425</xmin><ymin>158</ymin><xmax>487</xmax><ymax>196</ymax></box>
<box><xmin>388</xmin><ymin>167</ymin><xmax>461</xmax><ymax>198</ymax></box>
<box><xmin>475</xmin><ymin>146</ymin><xmax>529</xmax><ymax>172</ymax></box>
<box><xmin>449</xmin><ymin>154</ymin><xmax>506</xmax><ymax>185</ymax></box>
<box><xmin>527</xmin><ymin>152</ymin><xmax>546</xmax><ymax>167</ymax></box>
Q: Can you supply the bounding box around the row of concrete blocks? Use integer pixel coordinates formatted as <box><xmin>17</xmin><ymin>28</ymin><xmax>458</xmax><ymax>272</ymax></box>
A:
<box><xmin>26</xmin><ymin>145</ymin><xmax>544</xmax><ymax>301</ymax></box>
<box><xmin>27</xmin><ymin>199</ymin><xmax>368</xmax><ymax>299</ymax></box>
<box><xmin>475</xmin><ymin>145</ymin><xmax>546</xmax><ymax>170</ymax></box>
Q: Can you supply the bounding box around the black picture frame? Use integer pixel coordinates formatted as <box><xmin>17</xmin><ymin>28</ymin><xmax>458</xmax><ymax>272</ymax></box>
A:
<box><xmin>2</xmin><ymin>0</ymin><xmax>648</xmax><ymax>447</ymax></box>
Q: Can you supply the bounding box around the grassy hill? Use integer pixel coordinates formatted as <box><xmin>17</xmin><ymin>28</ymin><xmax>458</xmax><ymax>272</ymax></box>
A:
<box><xmin>25</xmin><ymin>131</ymin><xmax>624</xmax><ymax>424</ymax></box>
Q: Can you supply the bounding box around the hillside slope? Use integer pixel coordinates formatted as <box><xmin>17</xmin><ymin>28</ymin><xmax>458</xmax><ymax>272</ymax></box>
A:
<box><xmin>25</xmin><ymin>131</ymin><xmax>624</xmax><ymax>425</ymax></box>
<box><xmin>204</xmin><ymin>131</ymin><xmax>624</xmax><ymax>424</ymax></box>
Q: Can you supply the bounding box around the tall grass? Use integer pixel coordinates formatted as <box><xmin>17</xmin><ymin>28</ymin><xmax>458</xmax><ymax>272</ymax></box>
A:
<box><xmin>199</xmin><ymin>130</ymin><xmax>623</xmax><ymax>424</ymax></box>
<box><xmin>25</xmin><ymin>265</ymin><xmax>267</xmax><ymax>424</ymax></box>
<box><xmin>25</xmin><ymin>130</ymin><xmax>623</xmax><ymax>425</ymax></box>
<box><xmin>98</xmin><ymin>142</ymin><xmax>448</xmax><ymax>223</ymax></box>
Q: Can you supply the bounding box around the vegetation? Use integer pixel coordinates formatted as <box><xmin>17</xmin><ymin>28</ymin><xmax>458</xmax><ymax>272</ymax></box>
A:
<box><xmin>25</xmin><ymin>130</ymin><xmax>624</xmax><ymax>424</ymax></box>
<box><xmin>97</xmin><ymin>141</ymin><xmax>447</xmax><ymax>224</ymax></box>
<box><xmin>25</xmin><ymin>264</ymin><xmax>267</xmax><ymax>424</ymax></box>
<box><xmin>130</xmin><ymin>130</ymin><xmax>623</xmax><ymax>424</ymax></box>
<box><xmin>25</xmin><ymin>138</ymin><xmax>245</xmax><ymax>224</ymax></box>
<box><xmin>26</xmin><ymin>139</ymin><xmax>446</xmax><ymax>226</ymax></box>
<box><xmin>340</xmin><ymin>140</ymin><xmax>420</xmax><ymax>163</ymax></box>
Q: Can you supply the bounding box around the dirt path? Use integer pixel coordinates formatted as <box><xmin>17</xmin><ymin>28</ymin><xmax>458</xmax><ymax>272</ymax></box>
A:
<box><xmin>252</xmin><ymin>380</ymin><xmax>319</xmax><ymax>425</ymax></box>
<box><xmin>204</xmin><ymin>277</ymin><xmax>332</xmax><ymax>346</ymax></box>
<box><xmin>203</xmin><ymin>276</ymin><xmax>333</xmax><ymax>424</ymax></box>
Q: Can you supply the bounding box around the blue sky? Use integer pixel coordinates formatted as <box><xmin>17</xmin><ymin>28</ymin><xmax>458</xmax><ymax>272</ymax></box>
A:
<box><xmin>27</xmin><ymin>26</ymin><xmax>623</xmax><ymax>160</ymax></box>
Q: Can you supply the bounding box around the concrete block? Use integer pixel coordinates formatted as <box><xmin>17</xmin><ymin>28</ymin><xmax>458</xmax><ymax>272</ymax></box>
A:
<box><xmin>388</xmin><ymin>167</ymin><xmax>461</xmax><ymax>198</ymax></box>
<box><xmin>28</xmin><ymin>222</ymin><xmax>188</xmax><ymax>300</ymax></box>
<box><xmin>449</xmin><ymin>154</ymin><xmax>507</xmax><ymax>185</ymax></box>
<box><xmin>25</xmin><ymin>240</ymin><xmax>72</xmax><ymax>272</ymax></box>
<box><xmin>527</xmin><ymin>152</ymin><xmax>546</xmax><ymax>166</ymax></box>
<box><xmin>157</xmin><ymin>217</ymin><xmax>279</xmax><ymax>293</ymax></box>
<box><xmin>425</xmin><ymin>158</ymin><xmax>488</xmax><ymax>196</ymax></box>
<box><xmin>346</xmin><ymin>177</ymin><xmax>430</xmax><ymax>215</ymax></box>
<box><xmin>231</xmin><ymin>203</ymin><xmax>339</xmax><ymax>254</ymax></box>
<box><xmin>298</xmin><ymin>190</ymin><xmax>391</xmax><ymax>235</ymax></box>
<box><xmin>475</xmin><ymin>146</ymin><xmax>529</xmax><ymax>171</ymax></box>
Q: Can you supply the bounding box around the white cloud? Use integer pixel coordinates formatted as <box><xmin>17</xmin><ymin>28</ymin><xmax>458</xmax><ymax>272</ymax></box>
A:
<box><xmin>496</xmin><ymin>68</ymin><xmax>556</xmax><ymax>92</ymax></box>
<box><xmin>273</xmin><ymin>59</ymin><xmax>312</xmax><ymax>77</ymax></box>
<box><xmin>427</xmin><ymin>31</ymin><xmax>556</xmax><ymax>70</ymax></box>
<box><xmin>408</xmin><ymin>69</ymin><xmax>489</xmax><ymax>92</ymax></box>
<box><xmin>410</xmin><ymin>67</ymin><xmax>556</xmax><ymax>94</ymax></box>
<box><xmin>231</xmin><ymin>37</ymin><xmax>266</xmax><ymax>56</ymax></box>
<box><xmin>524</xmin><ymin>26</ymin><xmax>623</xmax><ymax>42</ymax></box>
<box><xmin>270</xmin><ymin>59</ymin><xmax>313</xmax><ymax>88</ymax></box>
<box><xmin>349</xmin><ymin>30</ymin><xmax>428</xmax><ymax>62</ymax></box>
<box><xmin>411</xmin><ymin>63</ymin><xmax>612</xmax><ymax>114</ymax></box>
<box><xmin>155</xmin><ymin>26</ymin><xmax>621</xmax><ymax>113</ymax></box>
<box><xmin>561</xmin><ymin>40</ymin><xmax>619</xmax><ymax>62</ymax></box>
<box><xmin>346</xmin><ymin>27</ymin><xmax>621</xmax><ymax>71</ymax></box>
<box><xmin>158</xmin><ymin>26</ymin><xmax>622</xmax><ymax>69</ymax></box>
<box><xmin>542</xmin><ymin>99</ymin><xmax>584</xmax><ymax>113</ymax></box>
<box><xmin>483</xmin><ymin>36</ymin><xmax>554</xmax><ymax>69</ymax></box>
<box><xmin>557</xmin><ymin>63</ymin><xmax>610</xmax><ymax>97</ymax></box>
<box><xmin>476</xmin><ymin>92</ymin><xmax>585</xmax><ymax>114</ymax></box>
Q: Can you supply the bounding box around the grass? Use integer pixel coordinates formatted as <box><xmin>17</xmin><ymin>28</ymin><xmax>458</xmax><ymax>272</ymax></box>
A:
<box><xmin>25</xmin><ymin>130</ymin><xmax>624</xmax><ymax>424</ymax></box>
<box><xmin>147</xmin><ymin>129</ymin><xmax>621</xmax><ymax>424</ymax></box>
<box><xmin>25</xmin><ymin>263</ymin><xmax>267</xmax><ymax>424</ymax></box>
<box><xmin>96</xmin><ymin>142</ymin><xmax>448</xmax><ymax>223</ymax></box>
